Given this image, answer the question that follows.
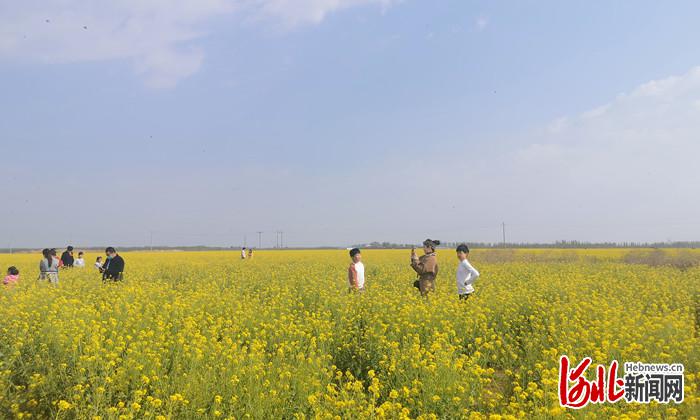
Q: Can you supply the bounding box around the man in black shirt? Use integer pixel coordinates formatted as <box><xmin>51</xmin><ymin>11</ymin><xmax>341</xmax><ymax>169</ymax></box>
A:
<box><xmin>102</xmin><ymin>247</ymin><xmax>125</xmax><ymax>282</ymax></box>
<box><xmin>60</xmin><ymin>246</ymin><xmax>75</xmax><ymax>267</ymax></box>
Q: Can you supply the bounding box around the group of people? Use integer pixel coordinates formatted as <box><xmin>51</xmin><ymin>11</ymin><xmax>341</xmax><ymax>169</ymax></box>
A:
<box><xmin>40</xmin><ymin>246</ymin><xmax>125</xmax><ymax>283</ymax></box>
<box><xmin>347</xmin><ymin>239</ymin><xmax>480</xmax><ymax>299</ymax></box>
<box><xmin>56</xmin><ymin>246</ymin><xmax>87</xmax><ymax>268</ymax></box>
<box><xmin>2</xmin><ymin>246</ymin><xmax>126</xmax><ymax>288</ymax></box>
<box><xmin>5</xmin><ymin>239</ymin><xmax>476</xmax><ymax>297</ymax></box>
<box><xmin>240</xmin><ymin>247</ymin><xmax>254</xmax><ymax>260</ymax></box>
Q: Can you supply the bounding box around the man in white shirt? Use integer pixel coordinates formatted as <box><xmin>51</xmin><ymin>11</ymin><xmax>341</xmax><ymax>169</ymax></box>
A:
<box><xmin>74</xmin><ymin>251</ymin><xmax>86</xmax><ymax>268</ymax></box>
<box><xmin>347</xmin><ymin>248</ymin><xmax>365</xmax><ymax>292</ymax></box>
<box><xmin>456</xmin><ymin>244</ymin><xmax>479</xmax><ymax>300</ymax></box>
<box><xmin>241</xmin><ymin>247</ymin><xmax>247</xmax><ymax>260</ymax></box>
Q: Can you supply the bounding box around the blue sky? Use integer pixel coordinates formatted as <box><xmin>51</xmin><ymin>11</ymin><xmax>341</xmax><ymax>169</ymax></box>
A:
<box><xmin>1</xmin><ymin>1</ymin><xmax>700</xmax><ymax>248</ymax></box>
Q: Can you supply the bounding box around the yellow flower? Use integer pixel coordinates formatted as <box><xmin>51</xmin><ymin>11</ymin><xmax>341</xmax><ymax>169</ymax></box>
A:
<box><xmin>170</xmin><ymin>393</ymin><xmax>185</xmax><ymax>403</ymax></box>
<box><xmin>0</xmin><ymin>249</ymin><xmax>693</xmax><ymax>419</ymax></box>
<box><xmin>57</xmin><ymin>400</ymin><xmax>72</xmax><ymax>411</ymax></box>
<box><xmin>549</xmin><ymin>406</ymin><xmax>563</xmax><ymax>416</ymax></box>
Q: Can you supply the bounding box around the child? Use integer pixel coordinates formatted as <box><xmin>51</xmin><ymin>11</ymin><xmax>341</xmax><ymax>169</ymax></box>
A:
<box><xmin>95</xmin><ymin>256</ymin><xmax>103</xmax><ymax>270</ymax></box>
<box><xmin>3</xmin><ymin>266</ymin><xmax>19</xmax><ymax>286</ymax></box>
<box><xmin>456</xmin><ymin>244</ymin><xmax>479</xmax><ymax>300</ymax></box>
<box><xmin>248</xmin><ymin>248</ymin><xmax>254</xmax><ymax>259</ymax></box>
<box><xmin>74</xmin><ymin>251</ymin><xmax>86</xmax><ymax>267</ymax></box>
<box><xmin>347</xmin><ymin>248</ymin><xmax>365</xmax><ymax>292</ymax></box>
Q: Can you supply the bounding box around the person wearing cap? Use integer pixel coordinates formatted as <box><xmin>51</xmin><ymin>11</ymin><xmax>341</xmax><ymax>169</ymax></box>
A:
<box><xmin>411</xmin><ymin>239</ymin><xmax>441</xmax><ymax>296</ymax></box>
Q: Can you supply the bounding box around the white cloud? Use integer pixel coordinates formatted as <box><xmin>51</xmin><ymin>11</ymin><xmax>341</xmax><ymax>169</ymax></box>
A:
<box><xmin>134</xmin><ymin>47</ymin><xmax>205</xmax><ymax>89</ymax></box>
<box><xmin>357</xmin><ymin>65</ymin><xmax>700</xmax><ymax>242</ymax></box>
<box><xmin>252</xmin><ymin>0</ymin><xmax>396</xmax><ymax>26</ymax></box>
<box><xmin>0</xmin><ymin>0</ymin><xmax>395</xmax><ymax>88</ymax></box>
<box><xmin>579</xmin><ymin>104</ymin><xmax>610</xmax><ymax>120</ymax></box>
<box><xmin>506</xmin><ymin>66</ymin><xmax>700</xmax><ymax>240</ymax></box>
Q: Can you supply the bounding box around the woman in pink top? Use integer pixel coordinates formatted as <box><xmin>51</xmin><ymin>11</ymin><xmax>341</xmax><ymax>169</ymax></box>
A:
<box><xmin>3</xmin><ymin>266</ymin><xmax>19</xmax><ymax>286</ymax></box>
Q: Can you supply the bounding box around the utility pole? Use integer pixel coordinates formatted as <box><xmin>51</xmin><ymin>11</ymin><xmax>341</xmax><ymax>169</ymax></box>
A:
<box><xmin>275</xmin><ymin>231</ymin><xmax>284</xmax><ymax>248</ymax></box>
<box><xmin>256</xmin><ymin>231</ymin><xmax>263</xmax><ymax>249</ymax></box>
<box><xmin>150</xmin><ymin>231</ymin><xmax>153</xmax><ymax>251</ymax></box>
<box><xmin>502</xmin><ymin>222</ymin><xmax>506</xmax><ymax>248</ymax></box>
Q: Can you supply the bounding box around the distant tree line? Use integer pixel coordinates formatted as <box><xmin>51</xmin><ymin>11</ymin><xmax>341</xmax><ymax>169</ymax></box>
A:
<box><xmin>3</xmin><ymin>240</ymin><xmax>700</xmax><ymax>254</ymax></box>
<box><xmin>352</xmin><ymin>242</ymin><xmax>417</xmax><ymax>249</ymax></box>
<box><xmin>354</xmin><ymin>240</ymin><xmax>700</xmax><ymax>249</ymax></box>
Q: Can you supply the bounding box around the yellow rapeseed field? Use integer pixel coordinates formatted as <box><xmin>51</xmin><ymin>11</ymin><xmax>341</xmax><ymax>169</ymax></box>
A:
<box><xmin>0</xmin><ymin>249</ymin><xmax>697</xmax><ymax>419</ymax></box>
